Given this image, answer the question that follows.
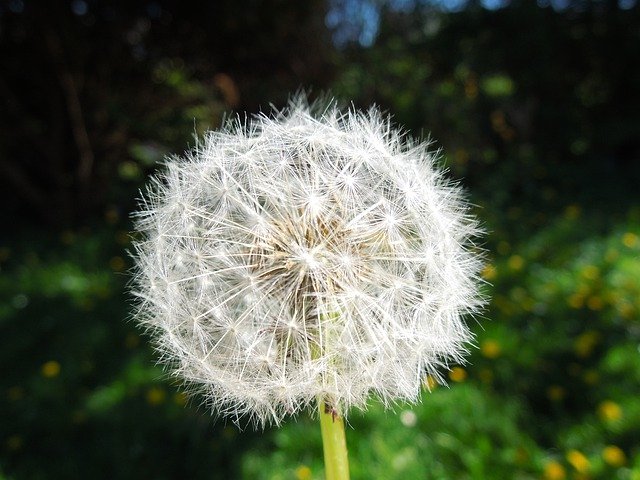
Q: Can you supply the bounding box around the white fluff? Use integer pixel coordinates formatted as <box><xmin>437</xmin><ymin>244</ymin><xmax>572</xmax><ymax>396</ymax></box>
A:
<box><xmin>131</xmin><ymin>97</ymin><xmax>485</xmax><ymax>426</ymax></box>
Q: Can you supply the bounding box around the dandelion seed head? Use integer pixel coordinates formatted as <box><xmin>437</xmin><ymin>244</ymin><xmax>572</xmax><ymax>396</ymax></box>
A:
<box><xmin>131</xmin><ymin>96</ymin><xmax>485</xmax><ymax>427</ymax></box>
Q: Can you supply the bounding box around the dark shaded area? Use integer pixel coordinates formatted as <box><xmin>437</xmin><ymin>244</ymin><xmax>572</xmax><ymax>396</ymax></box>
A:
<box><xmin>1</xmin><ymin>0</ymin><xmax>639</xmax><ymax>478</ymax></box>
<box><xmin>0</xmin><ymin>0</ymin><xmax>332</xmax><ymax>227</ymax></box>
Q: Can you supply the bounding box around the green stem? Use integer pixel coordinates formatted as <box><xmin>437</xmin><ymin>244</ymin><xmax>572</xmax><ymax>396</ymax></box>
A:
<box><xmin>318</xmin><ymin>398</ymin><xmax>350</xmax><ymax>480</ymax></box>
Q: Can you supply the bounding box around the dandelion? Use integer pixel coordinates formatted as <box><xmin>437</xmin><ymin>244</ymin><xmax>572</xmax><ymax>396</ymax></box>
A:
<box><xmin>131</xmin><ymin>96</ymin><xmax>484</xmax><ymax>478</ymax></box>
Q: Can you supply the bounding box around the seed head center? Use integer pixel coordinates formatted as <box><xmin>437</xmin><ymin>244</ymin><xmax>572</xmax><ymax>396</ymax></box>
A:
<box><xmin>293</xmin><ymin>245</ymin><xmax>323</xmax><ymax>271</ymax></box>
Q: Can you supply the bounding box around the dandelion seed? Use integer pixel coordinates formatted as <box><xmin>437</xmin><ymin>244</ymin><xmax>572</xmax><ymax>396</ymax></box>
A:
<box><xmin>131</xmin><ymin>96</ymin><xmax>485</xmax><ymax>427</ymax></box>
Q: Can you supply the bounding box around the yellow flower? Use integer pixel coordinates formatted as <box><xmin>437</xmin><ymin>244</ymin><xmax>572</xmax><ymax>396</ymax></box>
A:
<box><xmin>581</xmin><ymin>265</ymin><xmax>599</xmax><ymax>280</ymax></box>
<box><xmin>598</xmin><ymin>400</ymin><xmax>623</xmax><ymax>422</ymax></box>
<box><xmin>42</xmin><ymin>361</ymin><xmax>61</xmax><ymax>378</ymax></box>
<box><xmin>449</xmin><ymin>367</ymin><xmax>467</xmax><ymax>383</ymax></box>
<box><xmin>566</xmin><ymin>450</ymin><xmax>590</xmax><ymax>473</ymax></box>
<box><xmin>508</xmin><ymin>255</ymin><xmax>524</xmax><ymax>271</ymax></box>
<box><xmin>543</xmin><ymin>460</ymin><xmax>566</xmax><ymax>480</ymax></box>
<box><xmin>574</xmin><ymin>331</ymin><xmax>599</xmax><ymax>358</ymax></box>
<box><xmin>481</xmin><ymin>339</ymin><xmax>501</xmax><ymax>359</ymax></box>
<box><xmin>482</xmin><ymin>264</ymin><xmax>497</xmax><ymax>281</ymax></box>
<box><xmin>602</xmin><ymin>445</ymin><xmax>626</xmax><ymax>467</ymax></box>
<box><xmin>622</xmin><ymin>232</ymin><xmax>638</xmax><ymax>248</ymax></box>
<box><xmin>146</xmin><ymin>387</ymin><xmax>166</xmax><ymax>405</ymax></box>
<box><xmin>295</xmin><ymin>465</ymin><xmax>312</xmax><ymax>480</ymax></box>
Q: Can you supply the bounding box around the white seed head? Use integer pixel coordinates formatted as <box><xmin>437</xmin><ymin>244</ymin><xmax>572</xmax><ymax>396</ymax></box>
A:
<box><xmin>131</xmin><ymin>97</ymin><xmax>485</xmax><ymax>427</ymax></box>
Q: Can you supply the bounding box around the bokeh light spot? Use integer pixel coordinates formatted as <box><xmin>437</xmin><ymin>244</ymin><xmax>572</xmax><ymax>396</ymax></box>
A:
<box><xmin>41</xmin><ymin>361</ymin><xmax>61</xmax><ymax>378</ymax></box>
<box><xmin>295</xmin><ymin>465</ymin><xmax>312</xmax><ymax>480</ymax></box>
<box><xmin>602</xmin><ymin>445</ymin><xmax>626</xmax><ymax>467</ymax></box>
<box><xmin>598</xmin><ymin>400</ymin><xmax>622</xmax><ymax>422</ymax></box>
<box><xmin>481</xmin><ymin>339</ymin><xmax>501</xmax><ymax>359</ymax></box>
<box><xmin>566</xmin><ymin>450</ymin><xmax>590</xmax><ymax>473</ymax></box>
<box><xmin>146</xmin><ymin>387</ymin><xmax>166</xmax><ymax>405</ymax></box>
<box><xmin>543</xmin><ymin>460</ymin><xmax>566</xmax><ymax>480</ymax></box>
<box><xmin>449</xmin><ymin>367</ymin><xmax>467</xmax><ymax>382</ymax></box>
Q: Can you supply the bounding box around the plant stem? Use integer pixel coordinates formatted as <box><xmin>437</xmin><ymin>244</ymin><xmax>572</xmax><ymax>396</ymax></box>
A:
<box><xmin>318</xmin><ymin>398</ymin><xmax>350</xmax><ymax>480</ymax></box>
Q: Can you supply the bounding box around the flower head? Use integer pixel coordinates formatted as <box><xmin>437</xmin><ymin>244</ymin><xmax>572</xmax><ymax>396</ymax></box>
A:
<box><xmin>131</xmin><ymin>97</ymin><xmax>484</xmax><ymax>426</ymax></box>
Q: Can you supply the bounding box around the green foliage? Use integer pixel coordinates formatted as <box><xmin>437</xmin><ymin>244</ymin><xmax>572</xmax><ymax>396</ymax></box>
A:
<box><xmin>2</xmin><ymin>208</ymin><xmax>637</xmax><ymax>479</ymax></box>
<box><xmin>0</xmin><ymin>226</ymin><xmax>260</xmax><ymax>479</ymax></box>
<box><xmin>244</xmin><ymin>385</ymin><xmax>540</xmax><ymax>480</ymax></box>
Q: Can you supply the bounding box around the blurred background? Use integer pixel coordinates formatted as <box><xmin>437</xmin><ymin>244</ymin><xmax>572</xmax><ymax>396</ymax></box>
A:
<box><xmin>1</xmin><ymin>0</ymin><xmax>639</xmax><ymax>478</ymax></box>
